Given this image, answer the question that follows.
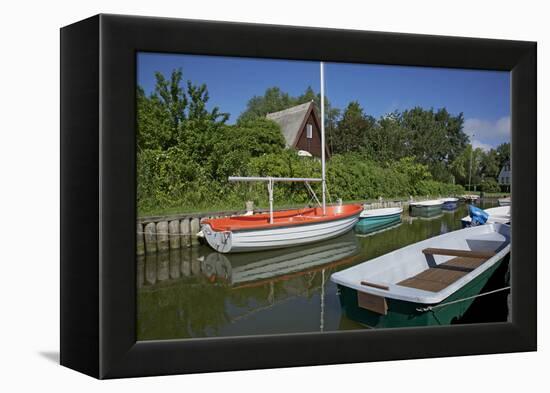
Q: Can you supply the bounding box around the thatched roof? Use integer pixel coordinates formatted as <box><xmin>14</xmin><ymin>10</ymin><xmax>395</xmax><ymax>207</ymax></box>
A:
<box><xmin>266</xmin><ymin>102</ymin><xmax>318</xmax><ymax>147</ymax></box>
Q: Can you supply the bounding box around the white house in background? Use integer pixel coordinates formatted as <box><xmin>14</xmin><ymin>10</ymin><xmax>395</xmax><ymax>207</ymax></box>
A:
<box><xmin>498</xmin><ymin>161</ymin><xmax>511</xmax><ymax>190</ymax></box>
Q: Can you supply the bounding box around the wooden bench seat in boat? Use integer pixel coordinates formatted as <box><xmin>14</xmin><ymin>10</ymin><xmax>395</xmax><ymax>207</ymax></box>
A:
<box><xmin>422</xmin><ymin>247</ymin><xmax>496</xmax><ymax>259</ymax></box>
<box><xmin>397</xmin><ymin>256</ymin><xmax>491</xmax><ymax>292</ymax></box>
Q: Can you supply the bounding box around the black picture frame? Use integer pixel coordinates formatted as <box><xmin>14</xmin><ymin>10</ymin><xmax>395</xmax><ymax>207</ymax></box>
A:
<box><xmin>60</xmin><ymin>14</ymin><xmax>536</xmax><ymax>379</ymax></box>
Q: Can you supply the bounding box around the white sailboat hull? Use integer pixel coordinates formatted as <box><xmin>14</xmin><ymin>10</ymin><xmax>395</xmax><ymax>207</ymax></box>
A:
<box><xmin>202</xmin><ymin>215</ymin><xmax>359</xmax><ymax>253</ymax></box>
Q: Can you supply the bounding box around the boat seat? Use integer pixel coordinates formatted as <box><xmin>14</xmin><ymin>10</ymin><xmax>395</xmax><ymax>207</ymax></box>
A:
<box><xmin>422</xmin><ymin>247</ymin><xmax>496</xmax><ymax>259</ymax></box>
<box><xmin>397</xmin><ymin>256</ymin><xmax>488</xmax><ymax>292</ymax></box>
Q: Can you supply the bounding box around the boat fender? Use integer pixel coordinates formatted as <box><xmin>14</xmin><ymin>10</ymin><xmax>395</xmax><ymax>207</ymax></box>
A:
<box><xmin>468</xmin><ymin>205</ymin><xmax>489</xmax><ymax>226</ymax></box>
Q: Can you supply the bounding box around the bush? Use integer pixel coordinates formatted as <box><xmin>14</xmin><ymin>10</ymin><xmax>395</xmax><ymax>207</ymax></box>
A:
<box><xmin>480</xmin><ymin>177</ymin><xmax>500</xmax><ymax>193</ymax></box>
<box><xmin>416</xmin><ymin>180</ymin><xmax>464</xmax><ymax>197</ymax></box>
<box><xmin>327</xmin><ymin>153</ymin><xmax>410</xmax><ymax>200</ymax></box>
<box><xmin>137</xmin><ymin>147</ymin><xmax>467</xmax><ymax>215</ymax></box>
<box><xmin>137</xmin><ymin>147</ymin><xmax>208</xmax><ymax>213</ymax></box>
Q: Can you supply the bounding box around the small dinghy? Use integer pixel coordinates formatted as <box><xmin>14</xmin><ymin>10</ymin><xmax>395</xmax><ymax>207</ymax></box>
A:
<box><xmin>461</xmin><ymin>194</ymin><xmax>479</xmax><ymax>203</ymax></box>
<box><xmin>461</xmin><ymin>205</ymin><xmax>510</xmax><ymax>228</ymax></box>
<box><xmin>409</xmin><ymin>199</ymin><xmax>443</xmax><ymax>217</ymax></box>
<box><xmin>355</xmin><ymin>207</ymin><xmax>402</xmax><ymax>235</ymax></box>
<box><xmin>441</xmin><ymin>197</ymin><xmax>459</xmax><ymax>211</ymax></box>
<box><xmin>331</xmin><ymin>223</ymin><xmax>510</xmax><ymax>328</ymax></box>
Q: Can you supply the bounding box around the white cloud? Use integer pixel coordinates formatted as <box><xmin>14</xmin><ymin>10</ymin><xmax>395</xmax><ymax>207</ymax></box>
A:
<box><xmin>471</xmin><ymin>139</ymin><xmax>493</xmax><ymax>152</ymax></box>
<box><xmin>463</xmin><ymin>116</ymin><xmax>510</xmax><ymax>148</ymax></box>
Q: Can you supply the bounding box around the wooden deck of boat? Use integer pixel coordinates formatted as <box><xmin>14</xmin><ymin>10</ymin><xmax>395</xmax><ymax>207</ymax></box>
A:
<box><xmin>397</xmin><ymin>257</ymin><xmax>487</xmax><ymax>292</ymax></box>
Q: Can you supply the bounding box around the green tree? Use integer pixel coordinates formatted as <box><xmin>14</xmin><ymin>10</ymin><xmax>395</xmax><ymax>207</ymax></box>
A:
<box><xmin>206</xmin><ymin>118</ymin><xmax>286</xmax><ymax>181</ymax></box>
<box><xmin>480</xmin><ymin>148</ymin><xmax>501</xmax><ymax>178</ymax></box>
<box><xmin>480</xmin><ymin>177</ymin><xmax>500</xmax><ymax>193</ymax></box>
<box><xmin>137</xmin><ymin>68</ymin><xmax>228</xmax><ymax>152</ymax></box>
<box><xmin>363</xmin><ymin>112</ymin><xmax>411</xmax><ymax>162</ymax></box>
<box><xmin>137</xmin><ymin>86</ymin><xmax>174</xmax><ymax>151</ymax></box>
<box><xmin>496</xmin><ymin>142</ymin><xmax>510</xmax><ymax>168</ymax></box>
<box><xmin>449</xmin><ymin>144</ymin><xmax>484</xmax><ymax>190</ymax></box>
<box><xmin>237</xmin><ymin>87</ymin><xmax>296</xmax><ymax>122</ymax></box>
<box><xmin>238</xmin><ymin>85</ymin><xmax>339</xmax><ymax>124</ymax></box>
<box><xmin>399</xmin><ymin>107</ymin><xmax>467</xmax><ymax>180</ymax></box>
<box><xmin>331</xmin><ymin>101</ymin><xmax>375</xmax><ymax>154</ymax></box>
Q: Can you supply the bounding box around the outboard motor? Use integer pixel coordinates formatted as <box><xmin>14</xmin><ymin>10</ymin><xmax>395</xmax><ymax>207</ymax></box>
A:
<box><xmin>468</xmin><ymin>204</ymin><xmax>489</xmax><ymax>226</ymax></box>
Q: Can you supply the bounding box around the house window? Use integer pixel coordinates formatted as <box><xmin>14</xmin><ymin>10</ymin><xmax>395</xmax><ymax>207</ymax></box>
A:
<box><xmin>306</xmin><ymin>124</ymin><xmax>313</xmax><ymax>139</ymax></box>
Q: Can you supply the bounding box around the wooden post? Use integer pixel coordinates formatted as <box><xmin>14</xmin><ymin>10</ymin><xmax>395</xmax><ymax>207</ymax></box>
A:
<box><xmin>136</xmin><ymin>223</ymin><xmax>145</xmax><ymax>256</ymax></box>
<box><xmin>180</xmin><ymin>218</ymin><xmax>191</xmax><ymax>248</ymax></box>
<box><xmin>168</xmin><ymin>220</ymin><xmax>180</xmax><ymax>249</ymax></box>
<box><xmin>190</xmin><ymin>218</ymin><xmax>200</xmax><ymax>246</ymax></box>
<box><xmin>143</xmin><ymin>222</ymin><xmax>157</xmax><ymax>254</ymax></box>
<box><xmin>156</xmin><ymin>221</ymin><xmax>169</xmax><ymax>252</ymax></box>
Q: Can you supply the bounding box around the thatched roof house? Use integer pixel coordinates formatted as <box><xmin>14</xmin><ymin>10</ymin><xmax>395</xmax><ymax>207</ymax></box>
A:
<box><xmin>266</xmin><ymin>101</ymin><xmax>330</xmax><ymax>158</ymax></box>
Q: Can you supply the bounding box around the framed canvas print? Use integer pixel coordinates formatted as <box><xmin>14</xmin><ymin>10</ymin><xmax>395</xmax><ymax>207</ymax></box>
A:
<box><xmin>60</xmin><ymin>14</ymin><xmax>536</xmax><ymax>379</ymax></box>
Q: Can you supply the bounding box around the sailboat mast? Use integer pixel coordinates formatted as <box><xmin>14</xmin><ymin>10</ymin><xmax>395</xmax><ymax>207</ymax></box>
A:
<box><xmin>320</xmin><ymin>62</ymin><xmax>327</xmax><ymax>215</ymax></box>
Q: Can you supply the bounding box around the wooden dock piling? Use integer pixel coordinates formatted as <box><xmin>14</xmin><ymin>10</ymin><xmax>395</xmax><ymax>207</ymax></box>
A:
<box><xmin>190</xmin><ymin>218</ymin><xmax>200</xmax><ymax>246</ymax></box>
<box><xmin>180</xmin><ymin>218</ymin><xmax>191</xmax><ymax>248</ymax></box>
<box><xmin>168</xmin><ymin>220</ymin><xmax>180</xmax><ymax>249</ymax></box>
<box><xmin>137</xmin><ymin>223</ymin><xmax>145</xmax><ymax>256</ymax></box>
<box><xmin>144</xmin><ymin>222</ymin><xmax>157</xmax><ymax>254</ymax></box>
<box><xmin>156</xmin><ymin>221</ymin><xmax>169</xmax><ymax>252</ymax></box>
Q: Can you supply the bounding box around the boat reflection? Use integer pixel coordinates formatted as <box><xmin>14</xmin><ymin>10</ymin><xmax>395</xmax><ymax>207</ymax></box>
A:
<box><xmin>137</xmin><ymin>231</ymin><xmax>360</xmax><ymax>340</ymax></box>
<box><xmin>205</xmin><ymin>233</ymin><xmax>359</xmax><ymax>287</ymax></box>
<box><xmin>138</xmin><ymin>231</ymin><xmax>360</xmax><ymax>289</ymax></box>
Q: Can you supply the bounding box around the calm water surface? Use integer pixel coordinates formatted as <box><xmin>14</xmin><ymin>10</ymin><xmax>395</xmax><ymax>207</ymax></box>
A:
<box><xmin>137</xmin><ymin>200</ymin><xmax>507</xmax><ymax>341</ymax></box>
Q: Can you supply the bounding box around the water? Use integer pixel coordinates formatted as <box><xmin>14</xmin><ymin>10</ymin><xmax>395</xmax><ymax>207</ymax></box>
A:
<box><xmin>137</xmin><ymin>200</ymin><xmax>508</xmax><ymax>341</ymax></box>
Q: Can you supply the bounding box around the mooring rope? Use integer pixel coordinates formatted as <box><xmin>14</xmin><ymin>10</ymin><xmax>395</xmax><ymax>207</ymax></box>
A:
<box><xmin>416</xmin><ymin>286</ymin><xmax>511</xmax><ymax>312</ymax></box>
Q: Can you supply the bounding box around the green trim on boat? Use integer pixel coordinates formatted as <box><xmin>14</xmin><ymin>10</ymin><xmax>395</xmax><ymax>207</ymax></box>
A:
<box><xmin>355</xmin><ymin>215</ymin><xmax>401</xmax><ymax>235</ymax></box>
<box><xmin>410</xmin><ymin>204</ymin><xmax>443</xmax><ymax>217</ymax></box>
<box><xmin>337</xmin><ymin>254</ymin><xmax>509</xmax><ymax>328</ymax></box>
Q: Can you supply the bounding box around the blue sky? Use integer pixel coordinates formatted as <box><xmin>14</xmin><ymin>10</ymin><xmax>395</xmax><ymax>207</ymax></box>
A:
<box><xmin>137</xmin><ymin>52</ymin><xmax>510</xmax><ymax>150</ymax></box>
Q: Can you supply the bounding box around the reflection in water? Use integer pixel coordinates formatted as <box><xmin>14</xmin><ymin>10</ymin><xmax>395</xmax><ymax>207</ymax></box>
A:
<box><xmin>207</xmin><ymin>236</ymin><xmax>359</xmax><ymax>286</ymax></box>
<box><xmin>137</xmin><ymin>200</ymin><xmax>502</xmax><ymax>340</ymax></box>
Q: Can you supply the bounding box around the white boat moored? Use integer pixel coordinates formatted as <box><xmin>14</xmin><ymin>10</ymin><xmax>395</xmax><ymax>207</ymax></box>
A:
<box><xmin>330</xmin><ymin>223</ymin><xmax>510</xmax><ymax>327</ymax></box>
<box><xmin>359</xmin><ymin>207</ymin><xmax>403</xmax><ymax>218</ymax></box>
<box><xmin>461</xmin><ymin>206</ymin><xmax>510</xmax><ymax>227</ymax></box>
<box><xmin>331</xmin><ymin>223</ymin><xmax>510</xmax><ymax>304</ymax></box>
<box><xmin>409</xmin><ymin>199</ymin><xmax>444</xmax><ymax>207</ymax></box>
